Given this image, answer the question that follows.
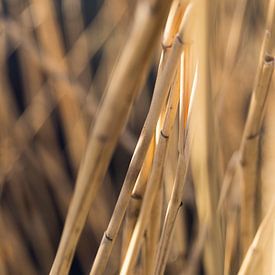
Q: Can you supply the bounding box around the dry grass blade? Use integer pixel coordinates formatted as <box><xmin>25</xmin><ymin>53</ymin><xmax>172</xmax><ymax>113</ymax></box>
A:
<box><xmin>50</xmin><ymin>1</ymin><xmax>173</xmax><ymax>274</ymax></box>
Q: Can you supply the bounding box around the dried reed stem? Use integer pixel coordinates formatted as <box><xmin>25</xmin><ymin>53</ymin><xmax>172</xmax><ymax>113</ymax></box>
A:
<box><xmin>190</xmin><ymin>1</ymin><xmax>224</xmax><ymax>274</ymax></box>
<box><xmin>240</xmin><ymin>31</ymin><xmax>274</xmax><ymax>254</ymax></box>
<box><xmin>224</xmin><ymin>210</ymin><xmax>239</xmax><ymax>275</ymax></box>
<box><xmin>120</xmin><ymin>67</ymin><xmax>181</xmax><ymax>275</ymax></box>
<box><xmin>218</xmin><ymin>152</ymin><xmax>241</xmax><ymax>275</ymax></box>
<box><xmin>121</xmin><ymin>137</ymin><xmax>155</xmax><ymax>263</ymax></box>
<box><xmin>146</xmin><ymin>179</ymin><xmax>163</xmax><ymax>274</ymax></box>
<box><xmin>31</xmin><ymin>0</ymin><xmax>88</xmax><ymax>171</ymax></box>
<box><xmin>121</xmin><ymin>0</ymin><xmax>186</xmax><ymax>266</ymax></box>
<box><xmin>154</xmin><ymin>152</ymin><xmax>189</xmax><ymax>275</ymax></box>
<box><xmin>50</xmin><ymin>1</ymin><xmax>173</xmax><ymax>274</ymax></box>
<box><xmin>89</xmin><ymin>6</ymin><xmax>194</xmax><ymax>275</ymax></box>
<box><xmin>154</xmin><ymin>41</ymin><xmax>193</xmax><ymax>275</ymax></box>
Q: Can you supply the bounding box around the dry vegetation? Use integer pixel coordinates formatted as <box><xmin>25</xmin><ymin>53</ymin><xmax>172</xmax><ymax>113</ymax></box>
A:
<box><xmin>0</xmin><ymin>0</ymin><xmax>274</xmax><ymax>274</ymax></box>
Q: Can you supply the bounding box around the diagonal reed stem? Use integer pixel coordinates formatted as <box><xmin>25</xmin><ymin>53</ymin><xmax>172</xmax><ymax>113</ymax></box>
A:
<box><xmin>240</xmin><ymin>30</ymin><xmax>274</xmax><ymax>255</ymax></box>
<box><xmin>50</xmin><ymin>1</ymin><xmax>173</xmax><ymax>274</ymax></box>
<box><xmin>120</xmin><ymin>0</ymin><xmax>187</xmax><ymax>267</ymax></box>
<box><xmin>120</xmin><ymin>137</ymin><xmax>155</xmax><ymax>264</ymax></box>
<box><xmin>89</xmin><ymin>5</ymin><xmax>194</xmax><ymax>275</ymax></box>
<box><xmin>154</xmin><ymin>41</ymin><xmax>194</xmax><ymax>275</ymax></box>
<box><xmin>120</xmin><ymin>65</ymin><xmax>181</xmax><ymax>275</ymax></box>
<box><xmin>190</xmin><ymin>1</ymin><xmax>225</xmax><ymax>274</ymax></box>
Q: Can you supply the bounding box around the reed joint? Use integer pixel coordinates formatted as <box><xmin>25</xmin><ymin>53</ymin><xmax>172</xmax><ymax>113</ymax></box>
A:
<box><xmin>160</xmin><ymin>130</ymin><xmax>169</xmax><ymax>139</ymax></box>
<box><xmin>104</xmin><ymin>232</ymin><xmax>113</xmax><ymax>242</ymax></box>
<box><xmin>161</xmin><ymin>42</ymin><xmax>173</xmax><ymax>50</ymax></box>
<box><xmin>176</xmin><ymin>33</ymin><xmax>184</xmax><ymax>45</ymax></box>
<box><xmin>246</xmin><ymin>132</ymin><xmax>261</xmax><ymax>140</ymax></box>
<box><xmin>131</xmin><ymin>193</ymin><xmax>143</xmax><ymax>200</ymax></box>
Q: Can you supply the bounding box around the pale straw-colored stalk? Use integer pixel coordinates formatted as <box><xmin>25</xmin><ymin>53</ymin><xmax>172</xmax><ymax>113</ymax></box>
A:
<box><xmin>240</xmin><ymin>30</ymin><xmax>274</xmax><ymax>255</ymax></box>
<box><xmin>30</xmin><ymin>0</ymin><xmax>88</xmax><ymax>171</ymax></box>
<box><xmin>120</xmin><ymin>0</ymin><xmax>186</xmax><ymax>267</ymax></box>
<box><xmin>162</xmin><ymin>115</ymin><xmax>187</xmax><ymax>268</ymax></box>
<box><xmin>89</xmin><ymin>4</ymin><xmax>194</xmax><ymax>275</ymax></box>
<box><xmin>121</xmin><ymin>137</ymin><xmax>155</xmax><ymax>263</ymax></box>
<box><xmin>145</xmin><ymin>178</ymin><xmax>164</xmax><ymax>274</ymax></box>
<box><xmin>50</xmin><ymin>1</ymin><xmax>173</xmax><ymax>274</ymax></box>
<box><xmin>189</xmin><ymin>0</ymin><xmax>224</xmax><ymax>274</ymax></box>
<box><xmin>119</xmin><ymin>7</ymin><xmax>192</xmax><ymax>273</ymax></box>
<box><xmin>153</xmin><ymin>41</ymin><xmax>194</xmax><ymax>275</ymax></box>
<box><xmin>218</xmin><ymin>152</ymin><xmax>241</xmax><ymax>275</ymax></box>
<box><xmin>154</xmin><ymin>151</ymin><xmax>189</xmax><ymax>275</ymax></box>
<box><xmin>120</xmin><ymin>66</ymin><xmax>181</xmax><ymax>275</ymax></box>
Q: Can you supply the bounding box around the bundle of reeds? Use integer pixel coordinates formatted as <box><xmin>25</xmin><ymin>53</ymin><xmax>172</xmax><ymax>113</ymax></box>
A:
<box><xmin>0</xmin><ymin>0</ymin><xmax>274</xmax><ymax>274</ymax></box>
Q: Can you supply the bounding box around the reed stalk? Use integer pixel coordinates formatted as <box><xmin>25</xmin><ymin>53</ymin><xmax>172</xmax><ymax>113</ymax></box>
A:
<box><xmin>189</xmin><ymin>1</ymin><xmax>224</xmax><ymax>274</ymax></box>
<box><xmin>154</xmin><ymin>41</ymin><xmax>193</xmax><ymax>275</ymax></box>
<box><xmin>30</xmin><ymin>0</ymin><xmax>88</xmax><ymax>171</ymax></box>
<box><xmin>121</xmin><ymin>0</ymin><xmax>186</xmax><ymax>266</ymax></box>
<box><xmin>218</xmin><ymin>152</ymin><xmax>241</xmax><ymax>275</ymax></box>
<box><xmin>89</xmin><ymin>5</ymin><xmax>194</xmax><ymax>275</ymax></box>
<box><xmin>154</xmin><ymin>152</ymin><xmax>189</xmax><ymax>275</ymax></box>
<box><xmin>120</xmin><ymin>66</ymin><xmax>181</xmax><ymax>275</ymax></box>
<box><xmin>145</xmin><ymin>178</ymin><xmax>164</xmax><ymax>274</ymax></box>
<box><xmin>240</xmin><ymin>31</ymin><xmax>274</xmax><ymax>255</ymax></box>
<box><xmin>162</xmin><ymin>113</ymin><xmax>187</xmax><ymax>268</ymax></box>
<box><xmin>121</xmin><ymin>137</ymin><xmax>155</xmax><ymax>263</ymax></box>
<box><xmin>100</xmin><ymin>7</ymin><xmax>192</xmax><ymax>274</ymax></box>
<box><xmin>50</xmin><ymin>1</ymin><xmax>173</xmax><ymax>274</ymax></box>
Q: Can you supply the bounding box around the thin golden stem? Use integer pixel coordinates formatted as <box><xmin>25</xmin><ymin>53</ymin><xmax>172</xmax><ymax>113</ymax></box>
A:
<box><xmin>190</xmin><ymin>1</ymin><xmax>224</xmax><ymax>274</ymax></box>
<box><xmin>50</xmin><ymin>1</ymin><xmax>172</xmax><ymax>274</ymax></box>
<box><xmin>121</xmin><ymin>137</ymin><xmax>155</xmax><ymax>264</ymax></box>
<box><xmin>90</xmin><ymin>5</ymin><xmax>193</xmax><ymax>275</ymax></box>
<box><xmin>154</xmin><ymin>42</ymin><xmax>193</xmax><ymax>275</ymax></box>
<box><xmin>120</xmin><ymin>67</ymin><xmax>181</xmax><ymax>274</ymax></box>
<box><xmin>240</xmin><ymin>31</ymin><xmax>274</xmax><ymax>255</ymax></box>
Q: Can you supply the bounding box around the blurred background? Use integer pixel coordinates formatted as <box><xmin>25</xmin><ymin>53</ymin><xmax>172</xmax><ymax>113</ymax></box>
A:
<box><xmin>0</xmin><ymin>0</ymin><xmax>274</xmax><ymax>274</ymax></box>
